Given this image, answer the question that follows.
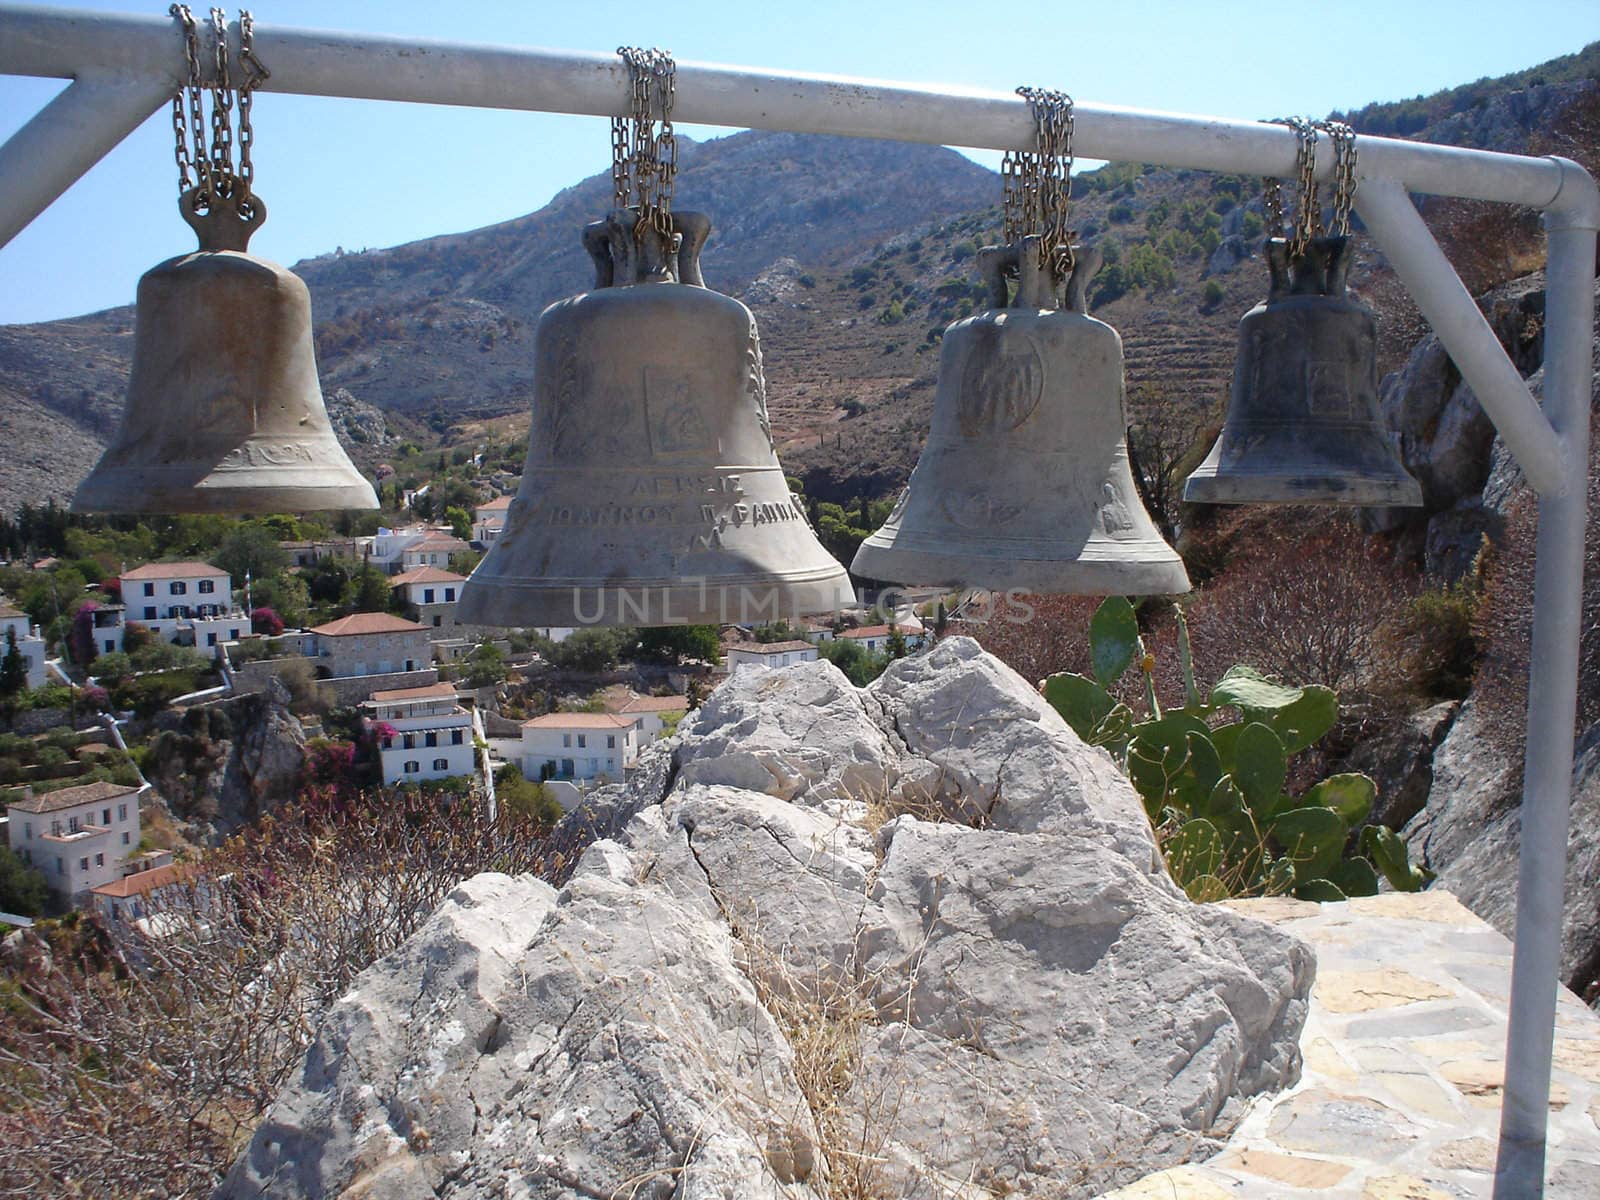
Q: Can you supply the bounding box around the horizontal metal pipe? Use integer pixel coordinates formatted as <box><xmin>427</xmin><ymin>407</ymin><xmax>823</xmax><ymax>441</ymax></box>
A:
<box><xmin>0</xmin><ymin>2</ymin><xmax>1571</xmax><ymax>211</ymax></box>
<box><xmin>0</xmin><ymin>68</ymin><xmax>171</xmax><ymax>249</ymax></box>
<box><xmin>1354</xmin><ymin>178</ymin><xmax>1569</xmax><ymax>497</ymax></box>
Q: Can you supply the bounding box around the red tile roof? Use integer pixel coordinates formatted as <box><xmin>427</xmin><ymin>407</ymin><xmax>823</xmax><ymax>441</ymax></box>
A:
<box><xmin>309</xmin><ymin>612</ymin><xmax>426</xmax><ymax>637</ymax></box>
<box><xmin>522</xmin><ymin>713</ymin><xmax>635</xmax><ymax>730</ymax></box>
<box><xmin>729</xmin><ymin>640</ymin><xmax>816</xmax><ymax>654</ymax></box>
<box><xmin>408</xmin><ymin>536</ymin><xmax>469</xmax><ymax>553</ymax></box>
<box><xmin>840</xmin><ymin>624</ymin><xmax>919</xmax><ymax>640</ymax></box>
<box><xmin>390</xmin><ymin>567</ymin><xmax>467</xmax><ymax>586</ymax></box>
<box><xmin>121</xmin><ymin>561</ymin><xmax>225</xmax><ymax>580</ymax></box>
<box><xmin>91</xmin><ymin>863</ymin><xmax>193</xmax><ymax>899</ymax></box>
<box><xmin>477</xmin><ymin>496</ymin><xmax>514</xmax><ymax>511</ymax></box>
<box><xmin>367</xmin><ymin>681</ymin><xmax>459</xmax><ymax>704</ymax></box>
<box><xmin>7</xmin><ymin>780</ymin><xmax>141</xmax><ymax>815</ymax></box>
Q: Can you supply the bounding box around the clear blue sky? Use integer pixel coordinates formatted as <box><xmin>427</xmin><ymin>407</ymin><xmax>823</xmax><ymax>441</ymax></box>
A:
<box><xmin>1</xmin><ymin>0</ymin><xmax>1597</xmax><ymax>325</ymax></box>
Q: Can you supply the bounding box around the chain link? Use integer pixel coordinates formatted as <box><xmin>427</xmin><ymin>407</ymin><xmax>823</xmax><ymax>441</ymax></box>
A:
<box><xmin>164</xmin><ymin>7</ymin><xmax>269</xmax><ymax>214</ymax></box>
<box><xmin>613</xmin><ymin>47</ymin><xmax>678</xmax><ymax>237</ymax></box>
<box><xmin>236</xmin><ymin>10</ymin><xmax>268</xmax><ymax>210</ymax></box>
<box><xmin>1263</xmin><ymin>116</ymin><xmax>1319</xmax><ymax>261</ymax></box>
<box><xmin>1315</xmin><ymin>119</ymin><xmax>1358</xmax><ymax>237</ymax></box>
<box><xmin>1002</xmin><ymin>87</ymin><xmax>1075</xmax><ymax>274</ymax></box>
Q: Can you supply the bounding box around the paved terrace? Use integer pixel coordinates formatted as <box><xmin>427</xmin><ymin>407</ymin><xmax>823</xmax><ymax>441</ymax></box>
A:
<box><xmin>1101</xmin><ymin>892</ymin><xmax>1600</xmax><ymax>1200</ymax></box>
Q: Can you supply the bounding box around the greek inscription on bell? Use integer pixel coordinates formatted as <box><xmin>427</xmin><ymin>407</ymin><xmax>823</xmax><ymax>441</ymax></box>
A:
<box><xmin>219</xmin><ymin>441</ymin><xmax>317</xmax><ymax>468</ymax></box>
<box><xmin>957</xmin><ymin>336</ymin><xmax>1044</xmax><ymax>437</ymax></box>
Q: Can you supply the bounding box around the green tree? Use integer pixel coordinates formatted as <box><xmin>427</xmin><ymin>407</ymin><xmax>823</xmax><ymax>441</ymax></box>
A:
<box><xmin>0</xmin><ymin>628</ymin><xmax>27</xmax><ymax>698</ymax></box>
<box><xmin>249</xmin><ymin>573</ymin><xmax>311</xmax><ymax>629</ymax></box>
<box><xmin>636</xmin><ymin>625</ymin><xmax>721</xmax><ymax>664</ymax></box>
<box><xmin>350</xmin><ymin>565</ymin><xmax>394</xmax><ymax>615</ymax></box>
<box><xmin>0</xmin><ymin>845</ymin><xmax>48</xmax><ymax>916</ymax></box>
<box><xmin>444</xmin><ymin>506</ymin><xmax>472</xmax><ymax>541</ymax></box>
<box><xmin>215</xmin><ymin>523</ymin><xmax>290</xmax><ymax>584</ymax></box>
<box><xmin>818</xmin><ymin>637</ymin><xmax>890</xmax><ymax>686</ymax></box>
<box><xmin>545</xmin><ymin>627</ymin><xmax>635</xmax><ymax>672</ymax></box>
<box><xmin>462</xmin><ymin>641</ymin><xmax>508</xmax><ymax>688</ymax></box>
<box><xmin>494</xmin><ymin>765</ymin><xmax>564</xmax><ymax>827</ymax></box>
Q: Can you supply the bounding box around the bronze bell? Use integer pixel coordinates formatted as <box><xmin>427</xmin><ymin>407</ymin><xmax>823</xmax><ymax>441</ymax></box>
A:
<box><xmin>457</xmin><ymin>209</ymin><xmax>854</xmax><ymax>628</ymax></box>
<box><xmin>852</xmin><ymin>238</ymin><xmax>1191</xmax><ymax>595</ymax></box>
<box><xmin>1183</xmin><ymin>236</ymin><xmax>1422</xmax><ymax>506</ymax></box>
<box><xmin>73</xmin><ymin>190</ymin><xmax>378</xmax><ymax>514</ymax></box>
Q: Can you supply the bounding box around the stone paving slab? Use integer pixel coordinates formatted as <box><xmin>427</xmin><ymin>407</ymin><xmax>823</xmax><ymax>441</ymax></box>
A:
<box><xmin>1098</xmin><ymin>891</ymin><xmax>1600</xmax><ymax>1200</ymax></box>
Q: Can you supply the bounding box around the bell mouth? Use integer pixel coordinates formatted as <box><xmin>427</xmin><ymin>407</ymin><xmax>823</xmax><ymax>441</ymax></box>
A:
<box><xmin>1182</xmin><ymin>469</ymin><xmax>1424</xmax><ymax>507</ymax></box>
<box><xmin>852</xmin><ymin>535</ymin><xmax>1191</xmax><ymax>597</ymax></box>
<box><xmin>72</xmin><ymin>463</ymin><xmax>378</xmax><ymax>514</ymax></box>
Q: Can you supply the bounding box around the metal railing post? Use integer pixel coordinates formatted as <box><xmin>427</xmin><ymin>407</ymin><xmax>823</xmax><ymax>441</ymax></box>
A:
<box><xmin>1493</xmin><ymin>164</ymin><xmax>1598</xmax><ymax>1198</ymax></box>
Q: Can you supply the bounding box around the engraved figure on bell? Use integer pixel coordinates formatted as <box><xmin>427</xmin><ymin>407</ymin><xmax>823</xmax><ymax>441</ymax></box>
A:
<box><xmin>957</xmin><ymin>335</ymin><xmax>1045</xmax><ymax>437</ymax></box>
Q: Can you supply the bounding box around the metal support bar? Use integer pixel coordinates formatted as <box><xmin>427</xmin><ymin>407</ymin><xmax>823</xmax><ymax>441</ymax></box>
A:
<box><xmin>0</xmin><ymin>68</ymin><xmax>171</xmax><ymax>249</ymax></box>
<box><xmin>1355</xmin><ymin>178</ymin><xmax>1570</xmax><ymax>497</ymax></box>
<box><xmin>0</xmin><ymin>2</ymin><xmax>1577</xmax><ymax>215</ymax></box>
<box><xmin>1493</xmin><ymin>205</ymin><xmax>1598</xmax><ymax>1199</ymax></box>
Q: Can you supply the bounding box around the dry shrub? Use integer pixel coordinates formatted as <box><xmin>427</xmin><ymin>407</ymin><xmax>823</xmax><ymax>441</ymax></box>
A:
<box><xmin>956</xmin><ymin>592</ymin><xmax>1101</xmax><ymax>686</ymax></box>
<box><xmin>0</xmin><ymin>789</ymin><xmax>552</xmax><ymax>1199</ymax></box>
<box><xmin>1471</xmin><ymin>410</ymin><xmax>1600</xmax><ymax>757</ymax></box>
<box><xmin>1182</xmin><ymin>517</ymin><xmax>1418</xmax><ymax>703</ymax></box>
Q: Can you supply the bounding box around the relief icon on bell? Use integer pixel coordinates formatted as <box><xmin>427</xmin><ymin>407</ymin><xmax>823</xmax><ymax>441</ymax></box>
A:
<box><xmin>456</xmin><ymin>209</ymin><xmax>855</xmax><ymax>628</ymax></box>
<box><xmin>1182</xmin><ymin>237</ymin><xmax>1423</xmax><ymax>508</ymax></box>
<box><xmin>852</xmin><ymin>236</ymin><xmax>1192</xmax><ymax>596</ymax></box>
<box><xmin>71</xmin><ymin>189</ymin><xmax>379</xmax><ymax>515</ymax></box>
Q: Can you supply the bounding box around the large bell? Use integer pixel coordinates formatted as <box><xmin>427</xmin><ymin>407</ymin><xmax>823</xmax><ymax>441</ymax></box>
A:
<box><xmin>73</xmin><ymin>191</ymin><xmax>377</xmax><ymax>514</ymax></box>
<box><xmin>457</xmin><ymin>209</ymin><xmax>854</xmax><ymax>628</ymax></box>
<box><xmin>1183</xmin><ymin>236</ymin><xmax>1422</xmax><ymax>506</ymax></box>
<box><xmin>852</xmin><ymin>239</ymin><xmax>1191</xmax><ymax>595</ymax></box>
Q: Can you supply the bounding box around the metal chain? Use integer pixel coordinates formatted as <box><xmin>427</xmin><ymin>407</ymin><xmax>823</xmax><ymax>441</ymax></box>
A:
<box><xmin>613</xmin><ymin>47</ymin><xmax>677</xmax><ymax>237</ymax></box>
<box><xmin>1002</xmin><ymin>87</ymin><xmax>1075</xmax><ymax>273</ymax></box>
<box><xmin>165</xmin><ymin>7</ymin><xmax>268</xmax><ymax>214</ymax></box>
<box><xmin>1263</xmin><ymin>116</ymin><xmax>1319</xmax><ymax>260</ymax></box>
<box><xmin>207</xmin><ymin>7</ymin><xmax>235</xmax><ymax>196</ymax></box>
<box><xmin>1316</xmin><ymin>118</ymin><xmax>1358</xmax><ymax>237</ymax></box>
<box><xmin>168</xmin><ymin>4</ymin><xmax>214</xmax><ymax>203</ymax></box>
<box><xmin>236</xmin><ymin>10</ymin><xmax>268</xmax><ymax>208</ymax></box>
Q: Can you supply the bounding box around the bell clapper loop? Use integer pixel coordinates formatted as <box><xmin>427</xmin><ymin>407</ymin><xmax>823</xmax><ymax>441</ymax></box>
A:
<box><xmin>181</xmin><ymin>184</ymin><xmax>265</xmax><ymax>252</ymax></box>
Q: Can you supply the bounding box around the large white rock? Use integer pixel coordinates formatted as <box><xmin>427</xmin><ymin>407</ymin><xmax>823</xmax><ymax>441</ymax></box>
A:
<box><xmin>222</xmin><ymin>638</ymin><xmax>1314</xmax><ymax>1199</ymax></box>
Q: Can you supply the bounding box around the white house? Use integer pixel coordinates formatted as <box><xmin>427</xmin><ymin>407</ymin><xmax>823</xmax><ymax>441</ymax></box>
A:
<box><xmin>837</xmin><ymin>623</ymin><xmax>926</xmax><ymax>655</ymax></box>
<box><xmin>120</xmin><ymin>561</ymin><xmax>246</xmax><ymax>650</ymax></box>
<box><xmin>390</xmin><ymin>566</ymin><xmax>471</xmax><ymax>637</ymax></box>
<box><xmin>725</xmin><ymin>640</ymin><xmax>820</xmax><ymax>674</ymax></box>
<box><xmin>365</xmin><ymin>681</ymin><xmax>475</xmax><ymax>785</ymax></box>
<box><xmin>0</xmin><ymin>601</ymin><xmax>47</xmax><ymax>689</ymax></box>
<box><xmin>90</xmin><ymin>858</ymin><xmax>185</xmax><ymax>925</ymax></box>
<box><xmin>519</xmin><ymin>713</ymin><xmax>637</xmax><ymax>784</ymax></box>
<box><xmin>401</xmin><ymin>534</ymin><xmax>470</xmax><ymax>572</ymax></box>
<box><xmin>7</xmin><ymin>780</ymin><xmax>143</xmax><ymax>907</ymax></box>
<box><xmin>367</xmin><ymin>525</ymin><xmax>445</xmax><ymax>574</ymax></box>
<box><xmin>606</xmin><ymin>692</ymin><xmax>689</xmax><ymax>743</ymax></box>
<box><xmin>473</xmin><ymin>495</ymin><xmax>512</xmax><ymax>546</ymax></box>
<box><xmin>82</xmin><ymin>603</ymin><xmax>126</xmax><ymax>657</ymax></box>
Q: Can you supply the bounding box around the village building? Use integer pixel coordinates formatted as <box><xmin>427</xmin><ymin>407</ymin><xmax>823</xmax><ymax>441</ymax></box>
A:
<box><xmin>6</xmin><ymin>780</ymin><xmax>143</xmax><ymax>907</ymax></box>
<box><xmin>364</xmin><ymin>681</ymin><xmax>475</xmax><ymax>785</ymax></box>
<box><xmin>473</xmin><ymin>495</ymin><xmax>512</xmax><ymax>547</ymax></box>
<box><xmin>604</xmin><ymin>692</ymin><xmax>689</xmax><ymax>743</ymax></box>
<box><xmin>120</xmin><ymin>561</ymin><xmax>246</xmax><ymax>651</ymax></box>
<box><xmin>837</xmin><ymin>622</ymin><xmax>926</xmax><ymax>654</ymax></box>
<box><xmin>0</xmin><ymin>601</ymin><xmax>48</xmax><ymax>689</ymax></box>
<box><xmin>519</xmin><ymin>713</ymin><xmax>636</xmax><ymax>784</ymax></box>
<box><xmin>725</xmin><ymin>640</ymin><xmax>820</xmax><ymax>674</ymax></box>
<box><xmin>401</xmin><ymin>534</ymin><xmax>470</xmax><ymax>572</ymax></box>
<box><xmin>390</xmin><ymin>566</ymin><xmax>471</xmax><ymax>635</ymax></box>
<box><xmin>278</xmin><ymin>538</ymin><xmax>363</xmax><ymax>569</ymax></box>
<box><xmin>366</xmin><ymin>525</ymin><xmax>449</xmax><ymax>574</ymax></box>
<box><xmin>89</xmin><ymin>857</ymin><xmax>185</xmax><ymax>926</ymax></box>
<box><xmin>307</xmin><ymin>612</ymin><xmax>437</xmax><ymax>703</ymax></box>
